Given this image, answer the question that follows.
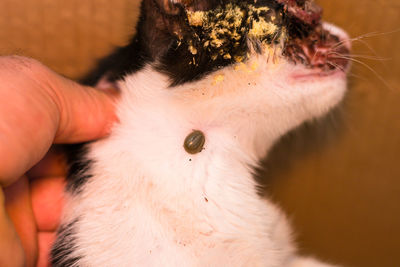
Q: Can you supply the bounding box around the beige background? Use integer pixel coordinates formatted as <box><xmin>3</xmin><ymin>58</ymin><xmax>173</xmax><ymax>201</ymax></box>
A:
<box><xmin>0</xmin><ymin>1</ymin><xmax>399</xmax><ymax>266</ymax></box>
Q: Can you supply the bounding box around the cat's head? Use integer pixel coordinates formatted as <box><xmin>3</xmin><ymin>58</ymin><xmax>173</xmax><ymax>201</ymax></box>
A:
<box><xmin>121</xmin><ymin>0</ymin><xmax>350</xmax><ymax>157</ymax></box>
<box><xmin>139</xmin><ymin>0</ymin><xmax>350</xmax><ymax>85</ymax></box>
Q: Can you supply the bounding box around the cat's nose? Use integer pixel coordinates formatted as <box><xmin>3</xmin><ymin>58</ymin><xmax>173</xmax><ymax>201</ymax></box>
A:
<box><xmin>309</xmin><ymin>23</ymin><xmax>351</xmax><ymax>71</ymax></box>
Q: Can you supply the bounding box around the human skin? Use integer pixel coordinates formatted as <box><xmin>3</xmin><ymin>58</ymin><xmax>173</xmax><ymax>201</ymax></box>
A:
<box><xmin>0</xmin><ymin>56</ymin><xmax>117</xmax><ymax>267</ymax></box>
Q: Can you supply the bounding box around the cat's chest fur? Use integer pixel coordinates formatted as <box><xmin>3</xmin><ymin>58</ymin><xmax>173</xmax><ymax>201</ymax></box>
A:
<box><xmin>60</xmin><ymin>65</ymin><xmax>295</xmax><ymax>266</ymax></box>
<box><xmin>52</xmin><ymin>0</ymin><xmax>350</xmax><ymax>266</ymax></box>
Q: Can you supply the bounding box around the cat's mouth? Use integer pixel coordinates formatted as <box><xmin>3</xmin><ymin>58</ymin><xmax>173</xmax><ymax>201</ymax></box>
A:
<box><xmin>284</xmin><ymin>24</ymin><xmax>351</xmax><ymax>74</ymax></box>
<box><xmin>280</xmin><ymin>0</ymin><xmax>351</xmax><ymax>74</ymax></box>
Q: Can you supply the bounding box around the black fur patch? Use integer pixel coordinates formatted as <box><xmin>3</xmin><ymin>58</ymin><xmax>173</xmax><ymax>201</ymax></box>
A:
<box><xmin>80</xmin><ymin>37</ymin><xmax>150</xmax><ymax>86</ymax></box>
<box><xmin>144</xmin><ymin>0</ymin><xmax>286</xmax><ymax>86</ymax></box>
<box><xmin>79</xmin><ymin>0</ymin><xmax>337</xmax><ymax>88</ymax></box>
<box><xmin>64</xmin><ymin>144</ymin><xmax>93</xmax><ymax>194</ymax></box>
<box><xmin>51</xmin><ymin>219</ymin><xmax>81</xmax><ymax>267</ymax></box>
<box><xmin>80</xmin><ymin>0</ymin><xmax>287</xmax><ymax>87</ymax></box>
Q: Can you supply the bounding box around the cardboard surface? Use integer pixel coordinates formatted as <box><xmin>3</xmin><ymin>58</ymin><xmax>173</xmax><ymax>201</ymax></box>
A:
<box><xmin>1</xmin><ymin>1</ymin><xmax>399</xmax><ymax>266</ymax></box>
<box><xmin>0</xmin><ymin>0</ymin><xmax>140</xmax><ymax>79</ymax></box>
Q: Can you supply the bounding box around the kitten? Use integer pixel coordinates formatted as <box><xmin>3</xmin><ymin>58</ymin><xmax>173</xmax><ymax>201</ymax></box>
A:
<box><xmin>52</xmin><ymin>0</ymin><xmax>350</xmax><ymax>266</ymax></box>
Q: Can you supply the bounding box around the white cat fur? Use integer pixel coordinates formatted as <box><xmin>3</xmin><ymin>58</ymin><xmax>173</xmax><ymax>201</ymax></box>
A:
<box><xmin>60</xmin><ymin>23</ymin><xmax>347</xmax><ymax>267</ymax></box>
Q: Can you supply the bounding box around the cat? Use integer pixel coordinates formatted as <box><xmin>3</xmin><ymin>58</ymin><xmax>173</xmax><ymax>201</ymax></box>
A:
<box><xmin>51</xmin><ymin>0</ymin><xmax>350</xmax><ymax>266</ymax></box>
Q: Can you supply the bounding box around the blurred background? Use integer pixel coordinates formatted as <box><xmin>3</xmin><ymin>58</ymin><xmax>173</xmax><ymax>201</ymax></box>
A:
<box><xmin>0</xmin><ymin>0</ymin><xmax>399</xmax><ymax>266</ymax></box>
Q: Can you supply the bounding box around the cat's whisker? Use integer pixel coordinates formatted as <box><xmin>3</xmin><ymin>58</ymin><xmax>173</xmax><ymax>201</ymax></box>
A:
<box><xmin>273</xmin><ymin>46</ymin><xmax>278</xmax><ymax>64</ymax></box>
<box><xmin>329</xmin><ymin>55</ymin><xmax>393</xmax><ymax>90</ymax></box>
<box><xmin>331</xmin><ymin>29</ymin><xmax>400</xmax><ymax>50</ymax></box>
<box><xmin>351</xmin><ymin>38</ymin><xmax>392</xmax><ymax>70</ymax></box>
<box><xmin>328</xmin><ymin>52</ymin><xmax>390</xmax><ymax>61</ymax></box>
<box><xmin>327</xmin><ymin>61</ymin><xmax>366</xmax><ymax>81</ymax></box>
<box><xmin>355</xmin><ymin>39</ymin><xmax>380</xmax><ymax>58</ymax></box>
<box><xmin>326</xmin><ymin>61</ymin><xmax>346</xmax><ymax>73</ymax></box>
<box><xmin>349</xmin><ymin>55</ymin><xmax>390</xmax><ymax>61</ymax></box>
<box><xmin>331</xmin><ymin>33</ymin><xmax>377</xmax><ymax>50</ymax></box>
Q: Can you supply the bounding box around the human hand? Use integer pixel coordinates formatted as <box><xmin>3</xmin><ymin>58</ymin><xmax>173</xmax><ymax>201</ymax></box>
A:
<box><xmin>0</xmin><ymin>56</ymin><xmax>117</xmax><ymax>267</ymax></box>
<box><xmin>5</xmin><ymin>147</ymin><xmax>66</xmax><ymax>267</ymax></box>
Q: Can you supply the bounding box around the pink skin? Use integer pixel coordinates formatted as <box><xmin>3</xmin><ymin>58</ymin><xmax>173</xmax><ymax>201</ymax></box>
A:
<box><xmin>278</xmin><ymin>0</ymin><xmax>350</xmax><ymax>78</ymax></box>
<box><xmin>290</xmin><ymin>23</ymin><xmax>352</xmax><ymax>80</ymax></box>
<box><xmin>276</xmin><ymin>1</ymin><xmax>351</xmax><ymax>81</ymax></box>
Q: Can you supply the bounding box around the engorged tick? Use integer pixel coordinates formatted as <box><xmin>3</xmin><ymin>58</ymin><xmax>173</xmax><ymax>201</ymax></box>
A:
<box><xmin>184</xmin><ymin>130</ymin><xmax>206</xmax><ymax>154</ymax></box>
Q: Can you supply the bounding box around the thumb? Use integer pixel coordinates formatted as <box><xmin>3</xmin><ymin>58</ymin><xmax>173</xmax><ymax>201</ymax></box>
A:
<box><xmin>0</xmin><ymin>56</ymin><xmax>118</xmax><ymax>184</ymax></box>
<box><xmin>48</xmin><ymin>70</ymin><xmax>118</xmax><ymax>144</ymax></box>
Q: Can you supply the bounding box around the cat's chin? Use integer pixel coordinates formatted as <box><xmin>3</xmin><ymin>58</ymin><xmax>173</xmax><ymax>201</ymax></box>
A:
<box><xmin>292</xmin><ymin>71</ymin><xmax>347</xmax><ymax>123</ymax></box>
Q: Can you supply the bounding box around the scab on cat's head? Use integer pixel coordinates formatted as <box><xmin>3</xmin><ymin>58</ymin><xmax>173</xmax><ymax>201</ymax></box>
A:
<box><xmin>154</xmin><ymin>0</ymin><xmax>287</xmax><ymax>64</ymax></box>
<box><xmin>146</xmin><ymin>0</ymin><xmax>350</xmax><ymax>85</ymax></box>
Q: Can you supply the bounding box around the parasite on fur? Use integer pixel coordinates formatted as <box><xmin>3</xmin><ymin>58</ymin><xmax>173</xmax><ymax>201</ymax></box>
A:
<box><xmin>184</xmin><ymin>130</ymin><xmax>206</xmax><ymax>154</ymax></box>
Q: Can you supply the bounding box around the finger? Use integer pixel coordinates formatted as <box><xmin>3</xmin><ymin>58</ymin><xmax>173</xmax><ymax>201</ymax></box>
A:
<box><xmin>37</xmin><ymin>231</ymin><xmax>56</xmax><ymax>267</ymax></box>
<box><xmin>30</xmin><ymin>176</ymin><xmax>65</xmax><ymax>232</ymax></box>
<box><xmin>48</xmin><ymin>73</ymin><xmax>119</xmax><ymax>144</ymax></box>
<box><xmin>0</xmin><ymin>56</ymin><xmax>118</xmax><ymax>184</ymax></box>
<box><xmin>4</xmin><ymin>176</ymin><xmax>38</xmax><ymax>267</ymax></box>
<box><xmin>0</xmin><ymin>187</ymin><xmax>25</xmax><ymax>267</ymax></box>
<box><xmin>27</xmin><ymin>146</ymin><xmax>67</xmax><ymax>179</ymax></box>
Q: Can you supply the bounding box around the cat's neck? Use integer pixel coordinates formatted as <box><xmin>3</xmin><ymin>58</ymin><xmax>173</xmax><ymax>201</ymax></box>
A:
<box><xmin>117</xmin><ymin>64</ymin><xmax>287</xmax><ymax>162</ymax></box>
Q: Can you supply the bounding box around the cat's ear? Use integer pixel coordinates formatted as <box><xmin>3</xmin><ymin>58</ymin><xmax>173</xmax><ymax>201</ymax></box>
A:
<box><xmin>154</xmin><ymin>0</ymin><xmax>211</xmax><ymax>15</ymax></box>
